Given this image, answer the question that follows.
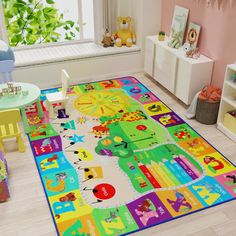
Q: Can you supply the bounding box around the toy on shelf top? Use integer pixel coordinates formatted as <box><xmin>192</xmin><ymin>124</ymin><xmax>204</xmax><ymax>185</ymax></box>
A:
<box><xmin>183</xmin><ymin>43</ymin><xmax>200</xmax><ymax>59</ymax></box>
<box><xmin>102</xmin><ymin>28</ymin><xmax>114</xmax><ymax>48</ymax></box>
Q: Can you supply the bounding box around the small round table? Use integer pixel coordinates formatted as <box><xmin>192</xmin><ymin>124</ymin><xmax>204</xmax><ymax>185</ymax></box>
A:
<box><xmin>0</xmin><ymin>82</ymin><xmax>44</xmax><ymax>133</ymax></box>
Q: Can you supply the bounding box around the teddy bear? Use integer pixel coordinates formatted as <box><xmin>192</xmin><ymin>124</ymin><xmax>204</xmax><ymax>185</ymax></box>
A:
<box><xmin>102</xmin><ymin>28</ymin><xmax>114</xmax><ymax>47</ymax></box>
<box><xmin>113</xmin><ymin>16</ymin><xmax>136</xmax><ymax>47</ymax></box>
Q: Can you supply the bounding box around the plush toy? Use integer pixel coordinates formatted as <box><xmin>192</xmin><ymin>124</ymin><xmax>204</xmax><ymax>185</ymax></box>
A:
<box><xmin>113</xmin><ymin>16</ymin><xmax>136</xmax><ymax>47</ymax></box>
<box><xmin>102</xmin><ymin>28</ymin><xmax>114</xmax><ymax>47</ymax></box>
<box><xmin>0</xmin><ymin>40</ymin><xmax>15</xmax><ymax>62</ymax></box>
<box><xmin>183</xmin><ymin>42</ymin><xmax>200</xmax><ymax>59</ymax></box>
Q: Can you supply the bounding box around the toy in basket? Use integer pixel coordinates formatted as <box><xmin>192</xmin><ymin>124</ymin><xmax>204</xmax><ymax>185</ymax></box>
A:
<box><xmin>223</xmin><ymin>110</ymin><xmax>236</xmax><ymax>134</ymax></box>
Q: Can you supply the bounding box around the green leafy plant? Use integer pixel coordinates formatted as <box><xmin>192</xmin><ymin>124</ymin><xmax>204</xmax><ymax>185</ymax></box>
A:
<box><xmin>2</xmin><ymin>0</ymin><xmax>80</xmax><ymax>47</ymax></box>
<box><xmin>158</xmin><ymin>31</ymin><xmax>165</xmax><ymax>36</ymax></box>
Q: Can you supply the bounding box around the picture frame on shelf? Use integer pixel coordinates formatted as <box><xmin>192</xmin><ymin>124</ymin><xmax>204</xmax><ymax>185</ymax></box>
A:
<box><xmin>186</xmin><ymin>22</ymin><xmax>201</xmax><ymax>49</ymax></box>
<box><xmin>168</xmin><ymin>5</ymin><xmax>189</xmax><ymax>49</ymax></box>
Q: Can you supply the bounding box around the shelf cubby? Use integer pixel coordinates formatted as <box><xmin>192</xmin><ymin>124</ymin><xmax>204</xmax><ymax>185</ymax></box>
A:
<box><xmin>217</xmin><ymin>64</ymin><xmax>236</xmax><ymax>142</ymax></box>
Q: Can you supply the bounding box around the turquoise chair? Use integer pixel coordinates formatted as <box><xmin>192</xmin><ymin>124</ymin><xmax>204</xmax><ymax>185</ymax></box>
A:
<box><xmin>0</xmin><ymin>60</ymin><xmax>14</xmax><ymax>84</ymax></box>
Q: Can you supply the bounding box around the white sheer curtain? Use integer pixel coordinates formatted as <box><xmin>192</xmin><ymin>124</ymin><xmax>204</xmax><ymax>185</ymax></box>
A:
<box><xmin>0</xmin><ymin>2</ymin><xmax>8</xmax><ymax>43</ymax></box>
<box><xmin>93</xmin><ymin>0</ymin><xmax>118</xmax><ymax>43</ymax></box>
<box><xmin>104</xmin><ymin>0</ymin><xmax>118</xmax><ymax>34</ymax></box>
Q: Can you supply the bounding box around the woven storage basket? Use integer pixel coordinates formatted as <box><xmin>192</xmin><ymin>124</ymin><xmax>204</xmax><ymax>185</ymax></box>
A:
<box><xmin>196</xmin><ymin>98</ymin><xmax>220</xmax><ymax>125</ymax></box>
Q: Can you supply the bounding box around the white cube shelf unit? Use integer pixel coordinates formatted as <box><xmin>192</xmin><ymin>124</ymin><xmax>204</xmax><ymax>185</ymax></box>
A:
<box><xmin>217</xmin><ymin>64</ymin><xmax>236</xmax><ymax>142</ymax></box>
<box><xmin>144</xmin><ymin>36</ymin><xmax>214</xmax><ymax>105</ymax></box>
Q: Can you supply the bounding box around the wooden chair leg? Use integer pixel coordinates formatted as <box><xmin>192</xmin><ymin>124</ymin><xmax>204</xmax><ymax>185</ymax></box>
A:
<box><xmin>17</xmin><ymin>135</ymin><xmax>25</xmax><ymax>153</ymax></box>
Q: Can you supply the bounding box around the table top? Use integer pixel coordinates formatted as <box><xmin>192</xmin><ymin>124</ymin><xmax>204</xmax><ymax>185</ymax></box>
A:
<box><xmin>0</xmin><ymin>82</ymin><xmax>41</xmax><ymax>110</ymax></box>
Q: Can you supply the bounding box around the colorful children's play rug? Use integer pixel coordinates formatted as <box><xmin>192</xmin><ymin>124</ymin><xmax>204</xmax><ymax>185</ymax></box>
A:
<box><xmin>27</xmin><ymin>77</ymin><xmax>236</xmax><ymax>236</ymax></box>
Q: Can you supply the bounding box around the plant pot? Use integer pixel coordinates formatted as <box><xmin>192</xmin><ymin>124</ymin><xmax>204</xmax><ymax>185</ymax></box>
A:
<box><xmin>158</xmin><ymin>35</ymin><xmax>165</xmax><ymax>41</ymax></box>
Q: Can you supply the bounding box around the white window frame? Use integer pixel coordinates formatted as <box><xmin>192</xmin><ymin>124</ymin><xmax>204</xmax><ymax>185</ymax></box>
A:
<box><xmin>0</xmin><ymin>0</ymin><xmax>95</xmax><ymax>51</ymax></box>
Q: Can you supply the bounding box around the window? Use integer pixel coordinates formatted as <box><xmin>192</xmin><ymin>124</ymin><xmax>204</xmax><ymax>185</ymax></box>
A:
<box><xmin>0</xmin><ymin>0</ymin><xmax>94</xmax><ymax>48</ymax></box>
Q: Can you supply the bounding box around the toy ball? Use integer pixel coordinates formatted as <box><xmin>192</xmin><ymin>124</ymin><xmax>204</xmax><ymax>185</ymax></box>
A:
<box><xmin>0</xmin><ymin>40</ymin><xmax>15</xmax><ymax>62</ymax></box>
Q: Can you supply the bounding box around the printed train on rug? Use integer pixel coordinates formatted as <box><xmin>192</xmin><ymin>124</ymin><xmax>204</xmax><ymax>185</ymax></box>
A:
<box><xmin>27</xmin><ymin>77</ymin><xmax>236</xmax><ymax>236</ymax></box>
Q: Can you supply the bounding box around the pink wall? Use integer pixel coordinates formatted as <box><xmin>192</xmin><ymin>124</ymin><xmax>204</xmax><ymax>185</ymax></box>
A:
<box><xmin>161</xmin><ymin>0</ymin><xmax>236</xmax><ymax>88</ymax></box>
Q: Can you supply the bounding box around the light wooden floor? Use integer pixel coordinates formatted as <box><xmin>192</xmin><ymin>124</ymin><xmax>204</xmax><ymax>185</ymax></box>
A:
<box><xmin>0</xmin><ymin>73</ymin><xmax>235</xmax><ymax>236</ymax></box>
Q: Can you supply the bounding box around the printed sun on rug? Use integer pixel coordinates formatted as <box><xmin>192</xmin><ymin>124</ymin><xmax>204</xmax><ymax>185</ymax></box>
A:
<box><xmin>26</xmin><ymin>77</ymin><xmax>236</xmax><ymax>236</ymax></box>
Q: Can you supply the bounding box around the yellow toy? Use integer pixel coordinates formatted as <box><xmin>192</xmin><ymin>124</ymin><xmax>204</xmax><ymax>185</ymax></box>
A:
<box><xmin>113</xmin><ymin>16</ymin><xmax>136</xmax><ymax>47</ymax></box>
<box><xmin>0</xmin><ymin>109</ymin><xmax>25</xmax><ymax>153</ymax></box>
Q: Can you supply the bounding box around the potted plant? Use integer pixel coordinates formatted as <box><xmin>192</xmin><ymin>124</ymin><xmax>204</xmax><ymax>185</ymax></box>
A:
<box><xmin>158</xmin><ymin>31</ymin><xmax>165</xmax><ymax>41</ymax></box>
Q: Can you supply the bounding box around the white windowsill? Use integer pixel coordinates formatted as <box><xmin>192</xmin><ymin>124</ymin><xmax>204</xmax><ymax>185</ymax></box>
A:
<box><xmin>14</xmin><ymin>42</ymin><xmax>141</xmax><ymax>68</ymax></box>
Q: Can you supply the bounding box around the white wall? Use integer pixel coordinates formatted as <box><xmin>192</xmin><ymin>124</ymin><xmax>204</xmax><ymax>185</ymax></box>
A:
<box><xmin>117</xmin><ymin>0</ymin><xmax>162</xmax><ymax>47</ymax></box>
<box><xmin>116</xmin><ymin>0</ymin><xmax>162</xmax><ymax>69</ymax></box>
<box><xmin>141</xmin><ymin>0</ymin><xmax>162</xmax><ymax>43</ymax></box>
